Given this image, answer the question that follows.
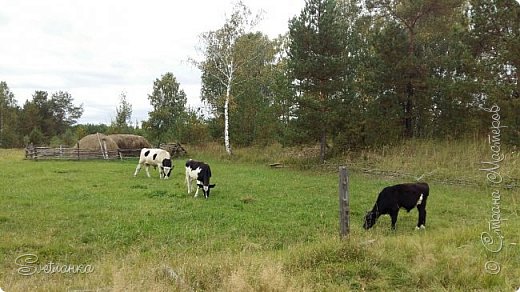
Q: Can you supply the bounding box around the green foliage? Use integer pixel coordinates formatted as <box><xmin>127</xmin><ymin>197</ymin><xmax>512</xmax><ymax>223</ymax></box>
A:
<box><xmin>194</xmin><ymin>1</ymin><xmax>264</xmax><ymax>154</ymax></box>
<box><xmin>75</xmin><ymin>123</ymin><xmax>109</xmax><ymax>136</ymax></box>
<box><xmin>288</xmin><ymin>0</ymin><xmax>350</xmax><ymax>162</ymax></box>
<box><xmin>144</xmin><ymin>72</ymin><xmax>188</xmax><ymax>144</ymax></box>
<box><xmin>17</xmin><ymin>90</ymin><xmax>83</xmax><ymax>146</ymax></box>
<box><xmin>0</xmin><ymin>82</ymin><xmax>22</xmax><ymax>147</ymax></box>
<box><xmin>110</xmin><ymin>91</ymin><xmax>133</xmax><ymax>133</ymax></box>
<box><xmin>468</xmin><ymin>0</ymin><xmax>520</xmax><ymax>144</ymax></box>
<box><xmin>28</xmin><ymin>127</ymin><xmax>44</xmax><ymax>145</ymax></box>
<box><xmin>49</xmin><ymin>91</ymin><xmax>84</xmax><ymax>134</ymax></box>
<box><xmin>178</xmin><ymin>107</ymin><xmax>211</xmax><ymax>144</ymax></box>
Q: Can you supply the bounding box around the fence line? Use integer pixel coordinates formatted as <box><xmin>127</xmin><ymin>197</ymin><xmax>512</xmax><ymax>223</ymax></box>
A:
<box><xmin>24</xmin><ymin>143</ymin><xmax>187</xmax><ymax>161</ymax></box>
<box><xmin>24</xmin><ymin>145</ymin><xmax>141</xmax><ymax>160</ymax></box>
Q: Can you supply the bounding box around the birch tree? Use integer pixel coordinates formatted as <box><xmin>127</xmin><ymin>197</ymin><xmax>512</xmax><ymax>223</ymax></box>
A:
<box><xmin>192</xmin><ymin>1</ymin><xmax>262</xmax><ymax>155</ymax></box>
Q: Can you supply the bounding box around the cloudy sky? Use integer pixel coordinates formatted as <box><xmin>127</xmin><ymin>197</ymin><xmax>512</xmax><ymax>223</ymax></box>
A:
<box><xmin>0</xmin><ymin>0</ymin><xmax>305</xmax><ymax>124</ymax></box>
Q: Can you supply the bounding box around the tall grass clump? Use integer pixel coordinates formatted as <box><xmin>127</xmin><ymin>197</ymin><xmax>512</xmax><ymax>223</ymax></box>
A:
<box><xmin>336</xmin><ymin>138</ymin><xmax>519</xmax><ymax>185</ymax></box>
<box><xmin>186</xmin><ymin>139</ymin><xmax>518</xmax><ymax>185</ymax></box>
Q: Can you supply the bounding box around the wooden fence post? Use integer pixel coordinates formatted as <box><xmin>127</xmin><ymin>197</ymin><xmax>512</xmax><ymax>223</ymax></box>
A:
<box><xmin>339</xmin><ymin>166</ymin><xmax>350</xmax><ymax>238</ymax></box>
<box><xmin>77</xmin><ymin>142</ymin><xmax>80</xmax><ymax>160</ymax></box>
<box><xmin>102</xmin><ymin>140</ymin><xmax>108</xmax><ymax>159</ymax></box>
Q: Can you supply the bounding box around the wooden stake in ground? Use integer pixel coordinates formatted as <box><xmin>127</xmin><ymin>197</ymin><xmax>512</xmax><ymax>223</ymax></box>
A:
<box><xmin>339</xmin><ymin>166</ymin><xmax>350</xmax><ymax>238</ymax></box>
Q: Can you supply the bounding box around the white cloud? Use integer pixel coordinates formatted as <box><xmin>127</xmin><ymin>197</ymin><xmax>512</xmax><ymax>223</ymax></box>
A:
<box><xmin>0</xmin><ymin>0</ymin><xmax>305</xmax><ymax>124</ymax></box>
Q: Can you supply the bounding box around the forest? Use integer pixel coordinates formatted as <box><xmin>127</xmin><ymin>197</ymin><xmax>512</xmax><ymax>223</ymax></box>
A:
<box><xmin>0</xmin><ymin>0</ymin><xmax>518</xmax><ymax>159</ymax></box>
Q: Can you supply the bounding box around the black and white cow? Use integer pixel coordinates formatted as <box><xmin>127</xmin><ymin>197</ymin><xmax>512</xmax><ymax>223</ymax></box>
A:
<box><xmin>363</xmin><ymin>182</ymin><xmax>429</xmax><ymax>230</ymax></box>
<box><xmin>133</xmin><ymin>148</ymin><xmax>173</xmax><ymax>179</ymax></box>
<box><xmin>185</xmin><ymin>159</ymin><xmax>215</xmax><ymax>198</ymax></box>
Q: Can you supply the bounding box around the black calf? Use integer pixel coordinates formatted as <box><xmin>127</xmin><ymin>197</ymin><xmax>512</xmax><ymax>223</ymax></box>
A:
<box><xmin>363</xmin><ymin>182</ymin><xmax>429</xmax><ymax>230</ymax></box>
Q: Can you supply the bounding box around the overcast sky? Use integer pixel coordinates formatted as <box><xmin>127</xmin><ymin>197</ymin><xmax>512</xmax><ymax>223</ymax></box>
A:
<box><xmin>0</xmin><ymin>0</ymin><xmax>305</xmax><ymax>124</ymax></box>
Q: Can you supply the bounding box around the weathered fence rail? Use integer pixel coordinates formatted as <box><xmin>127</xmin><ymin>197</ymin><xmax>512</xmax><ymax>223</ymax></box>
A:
<box><xmin>25</xmin><ymin>145</ymin><xmax>122</xmax><ymax>160</ymax></box>
<box><xmin>24</xmin><ymin>143</ymin><xmax>188</xmax><ymax>161</ymax></box>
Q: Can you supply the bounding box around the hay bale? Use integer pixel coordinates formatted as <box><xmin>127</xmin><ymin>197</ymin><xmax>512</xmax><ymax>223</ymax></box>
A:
<box><xmin>78</xmin><ymin>133</ymin><xmax>119</xmax><ymax>151</ymax></box>
<box><xmin>108</xmin><ymin>134</ymin><xmax>151</xmax><ymax>150</ymax></box>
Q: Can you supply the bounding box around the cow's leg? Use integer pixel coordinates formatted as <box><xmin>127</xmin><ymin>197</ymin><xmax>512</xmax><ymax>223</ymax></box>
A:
<box><xmin>194</xmin><ymin>181</ymin><xmax>200</xmax><ymax>197</ymax></box>
<box><xmin>134</xmin><ymin>163</ymin><xmax>142</xmax><ymax>177</ymax></box>
<box><xmin>145</xmin><ymin>165</ymin><xmax>151</xmax><ymax>178</ymax></box>
<box><xmin>158</xmin><ymin>166</ymin><xmax>164</xmax><ymax>179</ymax></box>
<box><xmin>186</xmin><ymin>175</ymin><xmax>191</xmax><ymax>194</ymax></box>
<box><xmin>390</xmin><ymin>209</ymin><xmax>399</xmax><ymax>230</ymax></box>
<box><xmin>417</xmin><ymin>206</ymin><xmax>427</xmax><ymax>229</ymax></box>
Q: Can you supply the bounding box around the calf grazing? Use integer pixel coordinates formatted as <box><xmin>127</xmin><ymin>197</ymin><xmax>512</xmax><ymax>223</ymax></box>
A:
<box><xmin>133</xmin><ymin>148</ymin><xmax>173</xmax><ymax>179</ymax></box>
<box><xmin>363</xmin><ymin>182</ymin><xmax>429</xmax><ymax>230</ymax></box>
<box><xmin>185</xmin><ymin>159</ymin><xmax>215</xmax><ymax>198</ymax></box>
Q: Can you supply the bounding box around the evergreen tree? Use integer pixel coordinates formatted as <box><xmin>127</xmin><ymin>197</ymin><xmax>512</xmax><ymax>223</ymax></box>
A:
<box><xmin>0</xmin><ymin>81</ymin><xmax>21</xmax><ymax>147</ymax></box>
<box><xmin>367</xmin><ymin>0</ymin><xmax>462</xmax><ymax>138</ymax></box>
<box><xmin>469</xmin><ymin>0</ymin><xmax>520</xmax><ymax>144</ymax></box>
<box><xmin>288</xmin><ymin>0</ymin><xmax>348</xmax><ymax>163</ymax></box>
<box><xmin>145</xmin><ymin>72</ymin><xmax>187</xmax><ymax>144</ymax></box>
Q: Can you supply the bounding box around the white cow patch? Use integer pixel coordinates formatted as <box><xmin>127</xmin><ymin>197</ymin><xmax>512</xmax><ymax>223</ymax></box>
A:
<box><xmin>417</xmin><ymin>194</ymin><xmax>423</xmax><ymax>206</ymax></box>
<box><xmin>185</xmin><ymin>166</ymin><xmax>203</xmax><ymax>197</ymax></box>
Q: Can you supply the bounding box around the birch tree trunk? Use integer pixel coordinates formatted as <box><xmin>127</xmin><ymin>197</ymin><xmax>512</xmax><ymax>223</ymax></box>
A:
<box><xmin>224</xmin><ymin>61</ymin><xmax>233</xmax><ymax>155</ymax></box>
<box><xmin>224</xmin><ymin>89</ymin><xmax>232</xmax><ymax>155</ymax></box>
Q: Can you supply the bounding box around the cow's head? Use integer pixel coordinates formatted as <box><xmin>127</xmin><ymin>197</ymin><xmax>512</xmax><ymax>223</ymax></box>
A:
<box><xmin>161</xmin><ymin>158</ymin><xmax>173</xmax><ymax>179</ymax></box>
<box><xmin>363</xmin><ymin>210</ymin><xmax>378</xmax><ymax>230</ymax></box>
<box><xmin>197</xmin><ymin>183</ymin><xmax>216</xmax><ymax>198</ymax></box>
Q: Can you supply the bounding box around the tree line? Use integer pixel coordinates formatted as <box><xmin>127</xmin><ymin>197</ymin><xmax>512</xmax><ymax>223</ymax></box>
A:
<box><xmin>193</xmin><ymin>0</ymin><xmax>518</xmax><ymax>161</ymax></box>
<box><xmin>1</xmin><ymin>0</ymin><xmax>518</xmax><ymax>159</ymax></box>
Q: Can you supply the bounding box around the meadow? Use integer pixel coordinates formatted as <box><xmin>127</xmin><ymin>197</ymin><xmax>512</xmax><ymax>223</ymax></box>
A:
<box><xmin>0</xmin><ymin>141</ymin><xmax>519</xmax><ymax>291</ymax></box>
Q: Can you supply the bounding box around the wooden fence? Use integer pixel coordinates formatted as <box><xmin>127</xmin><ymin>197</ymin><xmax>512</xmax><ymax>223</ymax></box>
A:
<box><xmin>24</xmin><ymin>143</ymin><xmax>187</xmax><ymax>161</ymax></box>
<box><xmin>24</xmin><ymin>144</ymin><xmax>141</xmax><ymax>160</ymax></box>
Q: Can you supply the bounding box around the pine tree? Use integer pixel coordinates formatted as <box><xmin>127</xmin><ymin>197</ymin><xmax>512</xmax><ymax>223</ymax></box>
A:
<box><xmin>288</xmin><ymin>0</ymin><xmax>348</xmax><ymax>163</ymax></box>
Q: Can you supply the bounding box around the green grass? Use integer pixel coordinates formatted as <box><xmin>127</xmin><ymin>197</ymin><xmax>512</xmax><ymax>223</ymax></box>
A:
<box><xmin>0</xmin><ymin>146</ymin><xmax>519</xmax><ymax>291</ymax></box>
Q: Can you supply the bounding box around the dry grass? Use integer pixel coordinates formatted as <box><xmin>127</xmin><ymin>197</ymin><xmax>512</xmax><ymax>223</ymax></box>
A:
<box><xmin>109</xmin><ymin>134</ymin><xmax>151</xmax><ymax>150</ymax></box>
<box><xmin>78</xmin><ymin>133</ymin><xmax>119</xmax><ymax>151</ymax></box>
<box><xmin>187</xmin><ymin>139</ymin><xmax>519</xmax><ymax>186</ymax></box>
<box><xmin>345</xmin><ymin>138</ymin><xmax>519</xmax><ymax>186</ymax></box>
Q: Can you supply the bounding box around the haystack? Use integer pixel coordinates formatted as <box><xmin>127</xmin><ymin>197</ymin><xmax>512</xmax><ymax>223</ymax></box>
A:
<box><xmin>78</xmin><ymin>133</ymin><xmax>119</xmax><ymax>151</ymax></box>
<box><xmin>108</xmin><ymin>134</ymin><xmax>151</xmax><ymax>150</ymax></box>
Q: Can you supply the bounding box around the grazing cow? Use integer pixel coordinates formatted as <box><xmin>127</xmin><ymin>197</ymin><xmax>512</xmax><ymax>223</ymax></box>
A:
<box><xmin>363</xmin><ymin>182</ymin><xmax>429</xmax><ymax>230</ymax></box>
<box><xmin>185</xmin><ymin>159</ymin><xmax>215</xmax><ymax>198</ymax></box>
<box><xmin>133</xmin><ymin>148</ymin><xmax>173</xmax><ymax>179</ymax></box>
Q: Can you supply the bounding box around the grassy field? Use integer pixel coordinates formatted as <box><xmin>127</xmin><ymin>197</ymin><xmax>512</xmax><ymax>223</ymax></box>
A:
<box><xmin>0</xmin><ymin>144</ymin><xmax>519</xmax><ymax>291</ymax></box>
